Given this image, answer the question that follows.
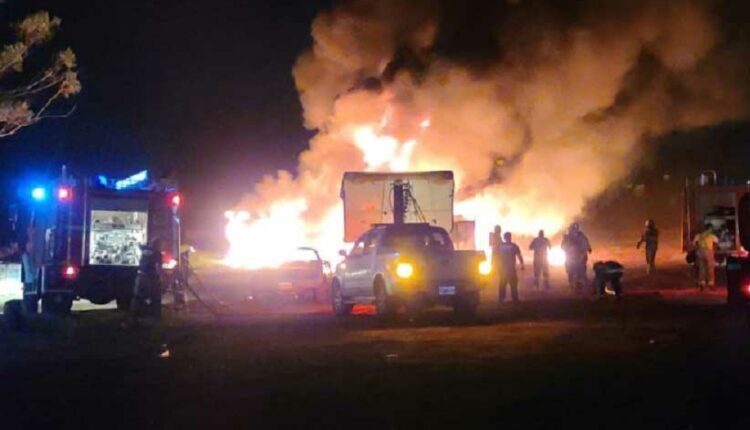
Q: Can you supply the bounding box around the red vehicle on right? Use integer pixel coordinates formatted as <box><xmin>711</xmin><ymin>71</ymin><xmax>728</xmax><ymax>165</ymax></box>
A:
<box><xmin>682</xmin><ymin>171</ymin><xmax>750</xmax><ymax>308</ymax></box>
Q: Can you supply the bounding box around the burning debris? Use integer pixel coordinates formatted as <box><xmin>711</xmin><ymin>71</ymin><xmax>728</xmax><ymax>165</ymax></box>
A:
<box><xmin>226</xmin><ymin>0</ymin><xmax>749</xmax><ymax>268</ymax></box>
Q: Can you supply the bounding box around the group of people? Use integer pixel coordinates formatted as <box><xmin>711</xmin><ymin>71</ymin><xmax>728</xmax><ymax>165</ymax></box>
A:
<box><xmin>633</xmin><ymin>217</ymin><xmax>720</xmax><ymax>289</ymax></box>
<box><xmin>490</xmin><ymin>223</ymin><xmax>594</xmax><ymax>303</ymax></box>
<box><xmin>490</xmin><ymin>220</ymin><xmax>661</xmax><ymax>303</ymax></box>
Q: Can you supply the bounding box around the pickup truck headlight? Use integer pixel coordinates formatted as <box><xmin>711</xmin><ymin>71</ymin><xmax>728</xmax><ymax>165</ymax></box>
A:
<box><xmin>478</xmin><ymin>260</ymin><xmax>492</xmax><ymax>276</ymax></box>
<box><xmin>396</xmin><ymin>262</ymin><xmax>414</xmax><ymax>279</ymax></box>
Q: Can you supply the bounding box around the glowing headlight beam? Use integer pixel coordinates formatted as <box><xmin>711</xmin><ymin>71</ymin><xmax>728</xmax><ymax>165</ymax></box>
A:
<box><xmin>478</xmin><ymin>260</ymin><xmax>492</xmax><ymax>275</ymax></box>
<box><xmin>395</xmin><ymin>262</ymin><xmax>414</xmax><ymax>279</ymax></box>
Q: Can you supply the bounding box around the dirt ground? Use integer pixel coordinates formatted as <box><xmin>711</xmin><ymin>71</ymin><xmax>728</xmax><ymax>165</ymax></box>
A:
<box><xmin>2</xmin><ymin>255</ymin><xmax>749</xmax><ymax>429</ymax></box>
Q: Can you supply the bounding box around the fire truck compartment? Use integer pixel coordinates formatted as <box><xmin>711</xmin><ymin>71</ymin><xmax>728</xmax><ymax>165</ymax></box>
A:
<box><xmin>87</xmin><ymin>196</ymin><xmax>150</xmax><ymax>267</ymax></box>
<box><xmin>89</xmin><ymin>210</ymin><xmax>148</xmax><ymax>266</ymax></box>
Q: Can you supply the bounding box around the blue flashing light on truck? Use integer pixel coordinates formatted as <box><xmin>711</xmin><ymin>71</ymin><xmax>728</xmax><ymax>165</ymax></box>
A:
<box><xmin>22</xmin><ymin>168</ymin><xmax>181</xmax><ymax>314</ymax></box>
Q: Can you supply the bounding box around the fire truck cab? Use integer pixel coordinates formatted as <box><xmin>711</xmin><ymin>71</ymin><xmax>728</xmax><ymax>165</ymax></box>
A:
<box><xmin>24</xmin><ymin>168</ymin><xmax>181</xmax><ymax>314</ymax></box>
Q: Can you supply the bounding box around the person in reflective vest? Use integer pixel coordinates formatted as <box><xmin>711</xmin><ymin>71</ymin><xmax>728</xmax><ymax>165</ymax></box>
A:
<box><xmin>693</xmin><ymin>224</ymin><xmax>718</xmax><ymax>290</ymax></box>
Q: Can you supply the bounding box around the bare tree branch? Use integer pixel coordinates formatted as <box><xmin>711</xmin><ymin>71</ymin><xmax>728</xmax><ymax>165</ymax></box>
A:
<box><xmin>0</xmin><ymin>12</ymin><xmax>80</xmax><ymax>140</ymax></box>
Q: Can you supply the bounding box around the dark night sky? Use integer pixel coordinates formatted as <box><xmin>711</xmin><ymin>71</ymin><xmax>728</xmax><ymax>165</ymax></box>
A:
<box><xmin>0</xmin><ymin>0</ymin><xmax>329</xmax><ymax>231</ymax></box>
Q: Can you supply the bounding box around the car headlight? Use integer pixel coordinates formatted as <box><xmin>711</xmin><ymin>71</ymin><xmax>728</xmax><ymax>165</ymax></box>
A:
<box><xmin>396</xmin><ymin>262</ymin><xmax>414</xmax><ymax>279</ymax></box>
<box><xmin>478</xmin><ymin>260</ymin><xmax>492</xmax><ymax>276</ymax></box>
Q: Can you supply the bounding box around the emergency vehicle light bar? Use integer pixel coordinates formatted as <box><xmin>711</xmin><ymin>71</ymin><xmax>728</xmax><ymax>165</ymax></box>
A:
<box><xmin>96</xmin><ymin>170</ymin><xmax>150</xmax><ymax>190</ymax></box>
<box><xmin>57</xmin><ymin>185</ymin><xmax>73</xmax><ymax>202</ymax></box>
<box><xmin>31</xmin><ymin>187</ymin><xmax>47</xmax><ymax>201</ymax></box>
<box><xmin>170</xmin><ymin>193</ymin><xmax>181</xmax><ymax>208</ymax></box>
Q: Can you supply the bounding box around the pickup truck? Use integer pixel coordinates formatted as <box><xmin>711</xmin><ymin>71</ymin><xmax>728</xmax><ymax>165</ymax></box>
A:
<box><xmin>331</xmin><ymin>223</ymin><xmax>491</xmax><ymax>317</ymax></box>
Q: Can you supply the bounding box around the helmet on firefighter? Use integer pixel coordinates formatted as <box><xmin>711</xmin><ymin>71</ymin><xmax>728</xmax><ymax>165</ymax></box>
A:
<box><xmin>570</xmin><ymin>222</ymin><xmax>580</xmax><ymax>232</ymax></box>
<box><xmin>646</xmin><ymin>219</ymin><xmax>655</xmax><ymax>229</ymax></box>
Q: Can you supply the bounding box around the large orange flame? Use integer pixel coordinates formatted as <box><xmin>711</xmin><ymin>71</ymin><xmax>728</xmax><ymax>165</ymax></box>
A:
<box><xmin>224</xmin><ymin>119</ymin><xmax>568</xmax><ymax>269</ymax></box>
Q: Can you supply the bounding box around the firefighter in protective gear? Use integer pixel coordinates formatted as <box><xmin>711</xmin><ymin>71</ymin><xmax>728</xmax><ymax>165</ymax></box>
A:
<box><xmin>593</xmin><ymin>261</ymin><xmax>624</xmax><ymax>297</ymax></box>
<box><xmin>636</xmin><ymin>219</ymin><xmax>659</xmax><ymax>274</ymax></box>
<box><xmin>131</xmin><ymin>238</ymin><xmax>163</xmax><ymax>319</ymax></box>
<box><xmin>496</xmin><ymin>232</ymin><xmax>524</xmax><ymax>302</ymax></box>
<box><xmin>529</xmin><ymin>229</ymin><xmax>551</xmax><ymax>290</ymax></box>
<box><xmin>561</xmin><ymin>223</ymin><xmax>592</xmax><ymax>289</ymax></box>
<box><xmin>693</xmin><ymin>224</ymin><xmax>718</xmax><ymax>290</ymax></box>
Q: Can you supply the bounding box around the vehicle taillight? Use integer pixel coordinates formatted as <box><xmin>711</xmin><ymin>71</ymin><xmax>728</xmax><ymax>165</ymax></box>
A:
<box><xmin>57</xmin><ymin>185</ymin><xmax>73</xmax><ymax>202</ymax></box>
<box><xmin>743</xmin><ymin>284</ymin><xmax>750</xmax><ymax>297</ymax></box>
<box><xmin>162</xmin><ymin>253</ymin><xmax>177</xmax><ymax>270</ymax></box>
<box><xmin>62</xmin><ymin>264</ymin><xmax>78</xmax><ymax>280</ymax></box>
<box><xmin>170</xmin><ymin>193</ymin><xmax>181</xmax><ymax>209</ymax></box>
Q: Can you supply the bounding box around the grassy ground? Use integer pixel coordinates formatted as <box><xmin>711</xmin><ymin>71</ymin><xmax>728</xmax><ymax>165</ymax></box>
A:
<box><xmin>1</xmin><ymin>263</ymin><xmax>749</xmax><ymax>429</ymax></box>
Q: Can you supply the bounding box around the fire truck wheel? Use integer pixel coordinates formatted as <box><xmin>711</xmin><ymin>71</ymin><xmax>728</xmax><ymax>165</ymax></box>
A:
<box><xmin>3</xmin><ymin>300</ymin><xmax>25</xmax><ymax>331</ymax></box>
<box><xmin>42</xmin><ymin>294</ymin><xmax>72</xmax><ymax>315</ymax></box>
<box><xmin>116</xmin><ymin>293</ymin><xmax>133</xmax><ymax>311</ymax></box>
<box><xmin>22</xmin><ymin>295</ymin><xmax>39</xmax><ymax>314</ymax></box>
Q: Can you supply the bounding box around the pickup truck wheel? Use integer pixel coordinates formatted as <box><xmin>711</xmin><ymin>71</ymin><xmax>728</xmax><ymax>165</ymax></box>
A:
<box><xmin>23</xmin><ymin>295</ymin><xmax>39</xmax><ymax>314</ymax></box>
<box><xmin>331</xmin><ymin>282</ymin><xmax>353</xmax><ymax>316</ymax></box>
<box><xmin>374</xmin><ymin>283</ymin><xmax>396</xmax><ymax>318</ymax></box>
<box><xmin>116</xmin><ymin>294</ymin><xmax>132</xmax><ymax>311</ymax></box>
<box><xmin>454</xmin><ymin>291</ymin><xmax>479</xmax><ymax>318</ymax></box>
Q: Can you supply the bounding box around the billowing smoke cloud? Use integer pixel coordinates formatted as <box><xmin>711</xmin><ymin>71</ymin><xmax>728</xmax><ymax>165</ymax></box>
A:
<box><xmin>227</xmin><ymin>0</ymin><xmax>749</xmax><ymax>265</ymax></box>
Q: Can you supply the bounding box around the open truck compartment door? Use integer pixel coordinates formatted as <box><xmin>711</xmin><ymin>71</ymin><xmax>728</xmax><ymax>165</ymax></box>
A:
<box><xmin>682</xmin><ymin>176</ymin><xmax>749</xmax><ymax>256</ymax></box>
<box><xmin>340</xmin><ymin>171</ymin><xmax>454</xmax><ymax>242</ymax></box>
<box><xmin>87</xmin><ymin>196</ymin><xmax>149</xmax><ymax>266</ymax></box>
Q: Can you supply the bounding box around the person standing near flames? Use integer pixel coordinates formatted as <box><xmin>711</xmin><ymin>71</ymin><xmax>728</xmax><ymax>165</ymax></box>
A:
<box><xmin>561</xmin><ymin>223</ymin><xmax>592</xmax><ymax>289</ymax></box>
<box><xmin>497</xmin><ymin>232</ymin><xmax>524</xmax><ymax>303</ymax></box>
<box><xmin>529</xmin><ymin>229</ymin><xmax>551</xmax><ymax>290</ymax></box>
<box><xmin>693</xmin><ymin>223</ymin><xmax>718</xmax><ymax>290</ymax></box>
<box><xmin>636</xmin><ymin>219</ymin><xmax>659</xmax><ymax>274</ymax></box>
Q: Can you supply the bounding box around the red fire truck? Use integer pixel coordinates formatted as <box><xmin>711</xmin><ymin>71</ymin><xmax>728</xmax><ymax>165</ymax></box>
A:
<box><xmin>682</xmin><ymin>171</ymin><xmax>750</xmax><ymax>306</ymax></box>
<box><xmin>682</xmin><ymin>171</ymin><xmax>750</xmax><ymax>260</ymax></box>
<box><xmin>22</xmin><ymin>168</ymin><xmax>181</xmax><ymax>314</ymax></box>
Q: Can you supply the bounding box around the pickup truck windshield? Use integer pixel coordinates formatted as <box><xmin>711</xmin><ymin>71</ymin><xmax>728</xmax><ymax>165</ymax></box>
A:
<box><xmin>380</xmin><ymin>227</ymin><xmax>454</xmax><ymax>253</ymax></box>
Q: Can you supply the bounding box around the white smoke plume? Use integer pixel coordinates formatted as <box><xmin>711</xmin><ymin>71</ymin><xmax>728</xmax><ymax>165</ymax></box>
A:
<box><xmin>226</xmin><ymin>0</ymin><xmax>749</xmax><ymax>267</ymax></box>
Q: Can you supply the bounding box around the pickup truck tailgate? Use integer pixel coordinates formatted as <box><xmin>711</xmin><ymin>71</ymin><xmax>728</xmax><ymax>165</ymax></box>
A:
<box><xmin>415</xmin><ymin>250</ymin><xmax>486</xmax><ymax>283</ymax></box>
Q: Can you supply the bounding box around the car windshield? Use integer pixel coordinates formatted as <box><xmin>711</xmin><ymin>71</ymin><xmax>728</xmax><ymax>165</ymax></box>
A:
<box><xmin>380</xmin><ymin>226</ymin><xmax>453</xmax><ymax>253</ymax></box>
